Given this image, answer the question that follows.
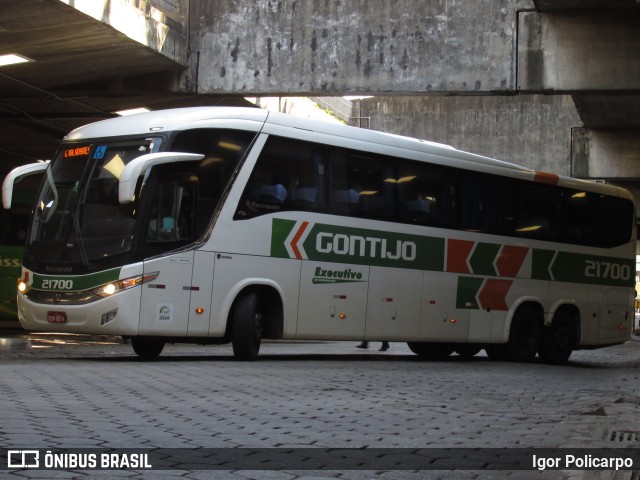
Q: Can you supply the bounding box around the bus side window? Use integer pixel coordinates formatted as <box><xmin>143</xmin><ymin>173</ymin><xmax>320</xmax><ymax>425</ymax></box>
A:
<box><xmin>513</xmin><ymin>182</ymin><xmax>558</xmax><ymax>240</ymax></box>
<box><xmin>146</xmin><ymin>180</ymin><xmax>196</xmax><ymax>243</ymax></box>
<box><xmin>235</xmin><ymin>136</ymin><xmax>325</xmax><ymax>219</ymax></box>
<box><xmin>396</xmin><ymin>159</ymin><xmax>454</xmax><ymax>227</ymax></box>
<box><xmin>596</xmin><ymin>195</ymin><xmax>634</xmax><ymax>247</ymax></box>
<box><xmin>171</xmin><ymin>128</ymin><xmax>257</xmax><ymax>236</ymax></box>
<box><xmin>560</xmin><ymin>189</ymin><xmax>594</xmax><ymax>244</ymax></box>
<box><xmin>561</xmin><ymin>191</ymin><xmax>634</xmax><ymax>248</ymax></box>
<box><xmin>457</xmin><ymin>173</ymin><xmax>514</xmax><ymax>235</ymax></box>
<box><xmin>328</xmin><ymin>149</ymin><xmax>389</xmax><ymax>219</ymax></box>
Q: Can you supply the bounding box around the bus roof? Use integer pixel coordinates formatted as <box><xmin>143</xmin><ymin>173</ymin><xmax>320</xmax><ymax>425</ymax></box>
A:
<box><xmin>62</xmin><ymin>107</ymin><xmax>631</xmax><ymax>201</ymax></box>
<box><xmin>64</xmin><ymin>107</ymin><xmax>270</xmax><ymax>141</ymax></box>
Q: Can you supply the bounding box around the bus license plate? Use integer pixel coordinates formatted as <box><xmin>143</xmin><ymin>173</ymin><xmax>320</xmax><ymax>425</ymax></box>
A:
<box><xmin>47</xmin><ymin>311</ymin><xmax>67</xmax><ymax>323</ymax></box>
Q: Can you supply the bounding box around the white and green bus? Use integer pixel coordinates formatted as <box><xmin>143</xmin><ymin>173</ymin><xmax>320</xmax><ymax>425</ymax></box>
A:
<box><xmin>0</xmin><ymin>164</ymin><xmax>45</xmax><ymax>325</ymax></box>
<box><xmin>2</xmin><ymin>107</ymin><xmax>636</xmax><ymax>363</ymax></box>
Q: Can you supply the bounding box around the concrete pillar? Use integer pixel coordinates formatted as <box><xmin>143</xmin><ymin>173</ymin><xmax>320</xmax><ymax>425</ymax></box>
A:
<box><xmin>572</xmin><ymin>130</ymin><xmax>640</xmax><ymax>179</ymax></box>
<box><xmin>517</xmin><ymin>9</ymin><xmax>640</xmax><ymax>91</ymax></box>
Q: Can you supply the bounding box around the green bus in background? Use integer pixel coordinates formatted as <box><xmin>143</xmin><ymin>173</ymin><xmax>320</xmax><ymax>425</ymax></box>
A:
<box><xmin>0</xmin><ymin>167</ymin><xmax>44</xmax><ymax>326</ymax></box>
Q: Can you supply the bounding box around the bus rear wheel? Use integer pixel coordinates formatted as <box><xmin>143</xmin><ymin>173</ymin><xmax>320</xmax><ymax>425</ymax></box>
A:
<box><xmin>407</xmin><ymin>342</ymin><xmax>454</xmax><ymax>360</ymax></box>
<box><xmin>231</xmin><ymin>291</ymin><xmax>263</xmax><ymax>361</ymax></box>
<box><xmin>507</xmin><ymin>307</ymin><xmax>541</xmax><ymax>362</ymax></box>
<box><xmin>539</xmin><ymin>314</ymin><xmax>575</xmax><ymax>365</ymax></box>
<box><xmin>131</xmin><ymin>337</ymin><xmax>165</xmax><ymax>359</ymax></box>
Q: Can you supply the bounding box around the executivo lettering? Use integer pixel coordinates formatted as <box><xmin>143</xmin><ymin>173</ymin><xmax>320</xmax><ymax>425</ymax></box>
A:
<box><xmin>313</xmin><ymin>266</ymin><xmax>365</xmax><ymax>284</ymax></box>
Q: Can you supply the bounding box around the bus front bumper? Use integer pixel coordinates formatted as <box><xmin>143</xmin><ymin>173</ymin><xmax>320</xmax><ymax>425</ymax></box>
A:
<box><xmin>17</xmin><ymin>287</ymin><xmax>141</xmax><ymax>336</ymax></box>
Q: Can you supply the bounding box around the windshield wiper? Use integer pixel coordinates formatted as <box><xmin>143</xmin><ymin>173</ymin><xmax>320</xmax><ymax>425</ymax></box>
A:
<box><xmin>71</xmin><ymin>209</ymin><xmax>91</xmax><ymax>269</ymax></box>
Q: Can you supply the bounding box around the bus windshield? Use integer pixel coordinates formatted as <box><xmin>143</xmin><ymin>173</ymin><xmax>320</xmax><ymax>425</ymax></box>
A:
<box><xmin>28</xmin><ymin>138</ymin><xmax>161</xmax><ymax>264</ymax></box>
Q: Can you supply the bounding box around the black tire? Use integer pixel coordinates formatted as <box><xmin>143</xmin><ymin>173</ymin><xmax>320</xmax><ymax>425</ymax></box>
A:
<box><xmin>131</xmin><ymin>337</ymin><xmax>165</xmax><ymax>359</ymax></box>
<box><xmin>507</xmin><ymin>307</ymin><xmax>541</xmax><ymax>362</ymax></box>
<box><xmin>454</xmin><ymin>344</ymin><xmax>482</xmax><ymax>359</ymax></box>
<box><xmin>231</xmin><ymin>291</ymin><xmax>263</xmax><ymax>361</ymax></box>
<box><xmin>407</xmin><ymin>342</ymin><xmax>454</xmax><ymax>360</ymax></box>
<box><xmin>539</xmin><ymin>314</ymin><xmax>575</xmax><ymax>365</ymax></box>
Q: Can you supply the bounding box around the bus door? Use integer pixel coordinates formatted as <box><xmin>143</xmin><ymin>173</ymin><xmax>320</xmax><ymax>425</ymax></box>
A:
<box><xmin>139</xmin><ymin>251</ymin><xmax>195</xmax><ymax>335</ymax></box>
<box><xmin>138</xmin><ymin>176</ymin><xmax>202</xmax><ymax>336</ymax></box>
<box><xmin>365</xmin><ymin>266</ymin><xmax>421</xmax><ymax>340</ymax></box>
<box><xmin>296</xmin><ymin>261</ymin><xmax>369</xmax><ymax>339</ymax></box>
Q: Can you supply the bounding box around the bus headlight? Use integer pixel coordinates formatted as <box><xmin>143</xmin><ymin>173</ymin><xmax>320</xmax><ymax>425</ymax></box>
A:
<box><xmin>17</xmin><ymin>280</ymin><xmax>30</xmax><ymax>294</ymax></box>
<box><xmin>91</xmin><ymin>272</ymin><xmax>159</xmax><ymax>298</ymax></box>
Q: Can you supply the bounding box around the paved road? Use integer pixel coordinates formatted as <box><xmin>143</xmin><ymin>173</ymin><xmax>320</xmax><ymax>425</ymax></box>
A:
<box><xmin>0</xmin><ymin>333</ymin><xmax>639</xmax><ymax>480</ymax></box>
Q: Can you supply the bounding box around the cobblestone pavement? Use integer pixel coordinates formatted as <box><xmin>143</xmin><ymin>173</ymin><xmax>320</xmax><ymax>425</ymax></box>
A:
<box><xmin>0</xmin><ymin>332</ymin><xmax>639</xmax><ymax>480</ymax></box>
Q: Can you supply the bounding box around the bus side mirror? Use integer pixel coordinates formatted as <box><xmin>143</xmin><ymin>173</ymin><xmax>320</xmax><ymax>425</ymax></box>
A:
<box><xmin>2</xmin><ymin>161</ymin><xmax>50</xmax><ymax>209</ymax></box>
<box><xmin>118</xmin><ymin>152</ymin><xmax>204</xmax><ymax>204</ymax></box>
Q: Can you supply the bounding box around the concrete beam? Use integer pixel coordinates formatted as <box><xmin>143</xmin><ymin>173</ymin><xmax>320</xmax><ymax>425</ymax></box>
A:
<box><xmin>573</xmin><ymin>95</ymin><xmax>640</xmax><ymax>129</ymax></box>
<box><xmin>188</xmin><ymin>0</ymin><xmax>529</xmax><ymax>95</ymax></box>
<box><xmin>533</xmin><ymin>0</ymin><xmax>640</xmax><ymax>10</ymax></box>
<box><xmin>62</xmin><ymin>0</ymin><xmax>189</xmax><ymax>66</ymax></box>
<box><xmin>517</xmin><ymin>9</ymin><xmax>640</xmax><ymax>92</ymax></box>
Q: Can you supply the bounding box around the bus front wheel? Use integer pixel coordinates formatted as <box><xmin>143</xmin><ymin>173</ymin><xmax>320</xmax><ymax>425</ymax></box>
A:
<box><xmin>131</xmin><ymin>337</ymin><xmax>165</xmax><ymax>359</ymax></box>
<box><xmin>231</xmin><ymin>291</ymin><xmax>263</xmax><ymax>361</ymax></box>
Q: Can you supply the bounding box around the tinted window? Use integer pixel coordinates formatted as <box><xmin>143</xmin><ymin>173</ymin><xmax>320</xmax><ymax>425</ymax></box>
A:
<box><xmin>513</xmin><ymin>182</ymin><xmax>560</xmax><ymax>241</ymax></box>
<box><xmin>171</xmin><ymin>128</ymin><xmax>256</xmax><ymax>237</ymax></box>
<box><xmin>560</xmin><ymin>190</ymin><xmax>633</xmax><ymax>248</ymax></box>
<box><xmin>235</xmin><ymin>135</ymin><xmax>633</xmax><ymax>248</ymax></box>
<box><xmin>396</xmin><ymin>159</ymin><xmax>454</xmax><ymax>227</ymax></box>
<box><xmin>235</xmin><ymin>136</ymin><xmax>324</xmax><ymax>219</ymax></box>
<box><xmin>329</xmin><ymin>149</ymin><xmax>391</xmax><ymax>219</ymax></box>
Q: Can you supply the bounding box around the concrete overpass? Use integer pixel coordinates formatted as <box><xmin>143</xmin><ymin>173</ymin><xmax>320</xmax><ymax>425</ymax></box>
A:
<box><xmin>1</xmin><ymin>0</ymin><xmax>638</xmax><ymax>210</ymax></box>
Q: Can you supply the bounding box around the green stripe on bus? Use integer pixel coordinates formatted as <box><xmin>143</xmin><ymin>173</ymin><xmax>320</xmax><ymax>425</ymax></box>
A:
<box><xmin>456</xmin><ymin>277</ymin><xmax>483</xmax><ymax>309</ymax></box>
<box><xmin>469</xmin><ymin>243</ymin><xmax>500</xmax><ymax>276</ymax></box>
<box><xmin>270</xmin><ymin>218</ymin><xmax>296</xmax><ymax>259</ymax></box>
<box><xmin>271</xmin><ymin>218</ymin><xmax>634</xmax><ymax>287</ymax></box>
<box><xmin>532</xmin><ymin>249</ymin><xmax>554</xmax><ymax>281</ymax></box>
<box><xmin>31</xmin><ymin>267</ymin><xmax>122</xmax><ymax>292</ymax></box>
<box><xmin>551</xmin><ymin>252</ymin><xmax>634</xmax><ymax>287</ymax></box>
<box><xmin>301</xmin><ymin>222</ymin><xmax>445</xmax><ymax>271</ymax></box>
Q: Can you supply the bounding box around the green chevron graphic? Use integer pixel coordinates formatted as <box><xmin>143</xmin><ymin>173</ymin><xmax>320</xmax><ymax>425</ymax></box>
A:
<box><xmin>469</xmin><ymin>242</ymin><xmax>500</xmax><ymax>276</ymax></box>
<box><xmin>271</xmin><ymin>218</ymin><xmax>634</xmax><ymax>288</ymax></box>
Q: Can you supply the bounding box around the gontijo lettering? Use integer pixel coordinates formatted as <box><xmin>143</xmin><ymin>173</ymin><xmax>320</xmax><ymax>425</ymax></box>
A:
<box><xmin>270</xmin><ymin>218</ymin><xmax>444</xmax><ymax>271</ymax></box>
<box><xmin>316</xmin><ymin>232</ymin><xmax>417</xmax><ymax>261</ymax></box>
